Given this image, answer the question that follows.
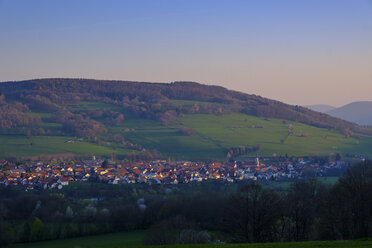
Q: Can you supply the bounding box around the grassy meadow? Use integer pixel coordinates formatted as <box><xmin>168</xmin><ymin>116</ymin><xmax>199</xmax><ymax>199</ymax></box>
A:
<box><xmin>0</xmin><ymin>135</ymin><xmax>132</xmax><ymax>158</ymax></box>
<box><xmin>1</xmin><ymin>100</ymin><xmax>372</xmax><ymax>160</ymax></box>
<box><xmin>120</xmin><ymin>112</ymin><xmax>372</xmax><ymax>160</ymax></box>
<box><xmin>8</xmin><ymin>231</ymin><xmax>145</xmax><ymax>248</ymax></box>
<box><xmin>7</xmin><ymin>230</ymin><xmax>372</xmax><ymax>248</ymax></box>
<box><xmin>178</xmin><ymin>113</ymin><xmax>372</xmax><ymax>158</ymax></box>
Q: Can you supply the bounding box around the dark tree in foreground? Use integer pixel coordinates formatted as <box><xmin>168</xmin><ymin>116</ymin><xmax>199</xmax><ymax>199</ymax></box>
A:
<box><xmin>322</xmin><ymin>160</ymin><xmax>372</xmax><ymax>240</ymax></box>
<box><xmin>223</xmin><ymin>182</ymin><xmax>282</xmax><ymax>243</ymax></box>
<box><xmin>284</xmin><ymin>179</ymin><xmax>324</xmax><ymax>241</ymax></box>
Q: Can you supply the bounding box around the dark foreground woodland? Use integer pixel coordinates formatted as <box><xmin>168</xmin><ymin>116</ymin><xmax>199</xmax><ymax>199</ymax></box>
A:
<box><xmin>1</xmin><ymin>161</ymin><xmax>372</xmax><ymax>247</ymax></box>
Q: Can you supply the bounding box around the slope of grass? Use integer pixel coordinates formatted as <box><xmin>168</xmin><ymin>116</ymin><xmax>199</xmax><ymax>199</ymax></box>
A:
<box><xmin>8</xmin><ymin>230</ymin><xmax>145</xmax><ymax>248</ymax></box>
<box><xmin>109</xmin><ymin>112</ymin><xmax>372</xmax><ymax>160</ymax></box>
<box><xmin>169</xmin><ymin>99</ymin><xmax>226</xmax><ymax>107</ymax></box>
<box><xmin>0</xmin><ymin>135</ymin><xmax>133</xmax><ymax>157</ymax></box>
<box><xmin>264</xmin><ymin>177</ymin><xmax>340</xmax><ymax>190</ymax></box>
<box><xmin>145</xmin><ymin>240</ymin><xmax>372</xmax><ymax>248</ymax></box>
<box><xmin>3</xmin><ymin>103</ymin><xmax>372</xmax><ymax>160</ymax></box>
<box><xmin>68</xmin><ymin>101</ymin><xmax>125</xmax><ymax>113</ymax></box>
<box><xmin>125</xmin><ymin>128</ymin><xmax>224</xmax><ymax>159</ymax></box>
<box><xmin>8</xmin><ymin>230</ymin><xmax>372</xmax><ymax>248</ymax></box>
<box><xmin>179</xmin><ymin>113</ymin><xmax>372</xmax><ymax>158</ymax></box>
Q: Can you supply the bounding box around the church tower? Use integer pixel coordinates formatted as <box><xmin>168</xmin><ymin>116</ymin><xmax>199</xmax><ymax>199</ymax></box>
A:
<box><xmin>256</xmin><ymin>155</ymin><xmax>260</xmax><ymax>167</ymax></box>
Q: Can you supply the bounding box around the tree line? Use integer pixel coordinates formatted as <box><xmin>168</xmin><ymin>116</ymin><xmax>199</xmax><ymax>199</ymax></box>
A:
<box><xmin>0</xmin><ymin>101</ymin><xmax>41</xmax><ymax>129</ymax></box>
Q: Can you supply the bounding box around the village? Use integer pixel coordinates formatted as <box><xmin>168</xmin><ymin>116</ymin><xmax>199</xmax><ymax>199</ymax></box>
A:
<box><xmin>0</xmin><ymin>156</ymin><xmax>349</xmax><ymax>190</ymax></box>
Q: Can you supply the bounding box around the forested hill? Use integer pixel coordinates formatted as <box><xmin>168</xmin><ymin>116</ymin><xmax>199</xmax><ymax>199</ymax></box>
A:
<box><xmin>0</xmin><ymin>78</ymin><xmax>368</xmax><ymax>136</ymax></box>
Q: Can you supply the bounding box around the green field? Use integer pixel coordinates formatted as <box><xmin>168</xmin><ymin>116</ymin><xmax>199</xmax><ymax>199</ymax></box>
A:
<box><xmin>2</xmin><ymin>101</ymin><xmax>372</xmax><ymax>160</ymax></box>
<box><xmin>179</xmin><ymin>114</ymin><xmax>372</xmax><ymax>158</ymax></box>
<box><xmin>8</xmin><ymin>230</ymin><xmax>372</xmax><ymax>248</ymax></box>
<box><xmin>262</xmin><ymin>177</ymin><xmax>340</xmax><ymax>190</ymax></box>
<box><xmin>8</xmin><ymin>231</ymin><xmax>144</xmax><ymax>248</ymax></box>
<box><xmin>0</xmin><ymin>135</ymin><xmax>133</xmax><ymax>158</ymax></box>
<box><xmin>120</xmin><ymin>113</ymin><xmax>372</xmax><ymax>160</ymax></box>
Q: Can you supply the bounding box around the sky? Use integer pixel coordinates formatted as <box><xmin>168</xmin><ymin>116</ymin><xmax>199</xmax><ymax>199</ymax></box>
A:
<box><xmin>0</xmin><ymin>0</ymin><xmax>371</xmax><ymax>106</ymax></box>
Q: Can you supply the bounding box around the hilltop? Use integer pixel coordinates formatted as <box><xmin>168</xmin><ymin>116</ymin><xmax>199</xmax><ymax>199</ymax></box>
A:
<box><xmin>326</xmin><ymin>101</ymin><xmax>372</xmax><ymax>126</ymax></box>
<box><xmin>307</xmin><ymin>102</ymin><xmax>372</xmax><ymax>126</ymax></box>
<box><xmin>0</xmin><ymin>78</ymin><xmax>371</xmax><ymax>160</ymax></box>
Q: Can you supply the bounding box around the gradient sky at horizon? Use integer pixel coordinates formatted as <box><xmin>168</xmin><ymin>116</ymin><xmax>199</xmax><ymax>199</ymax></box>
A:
<box><xmin>0</xmin><ymin>0</ymin><xmax>371</xmax><ymax>106</ymax></box>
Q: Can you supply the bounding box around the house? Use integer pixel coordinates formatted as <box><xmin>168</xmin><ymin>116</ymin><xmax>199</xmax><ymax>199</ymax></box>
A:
<box><xmin>58</xmin><ymin>177</ymin><xmax>72</xmax><ymax>186</ymax></box>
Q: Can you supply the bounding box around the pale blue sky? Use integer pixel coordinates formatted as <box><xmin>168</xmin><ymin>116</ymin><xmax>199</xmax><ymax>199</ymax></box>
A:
<box><xmin>0</xmin><ymin>0</ymin><xmax>371</xmax><ymax>106</ymax></box>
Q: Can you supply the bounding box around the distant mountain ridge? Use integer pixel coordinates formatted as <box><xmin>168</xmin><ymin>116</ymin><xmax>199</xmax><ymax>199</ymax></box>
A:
<box><xmin>305</xmin><ymin>104</ymin><xmax>335</xmax><ymax>113</ymax></box>
<box><xmin>326</xmin><ymin>101</ymin><xmax>372</xmax><ymax>126</ymax></box>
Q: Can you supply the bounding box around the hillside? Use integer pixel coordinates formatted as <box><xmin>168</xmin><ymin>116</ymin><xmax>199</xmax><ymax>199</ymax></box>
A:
<box><xmin>8</xmin><ymin>230</ymin><xmax>372</xmax><ymax>248</ymax></box>
<box><xmin>0</xmin><ymin>78</ymin><xmax>371</xmax><ymax>160</ymax></box>
<box><xmin>327</xmin><ymin>101</ymin><xmax>372</xmax><ymax>126</ymax></box>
